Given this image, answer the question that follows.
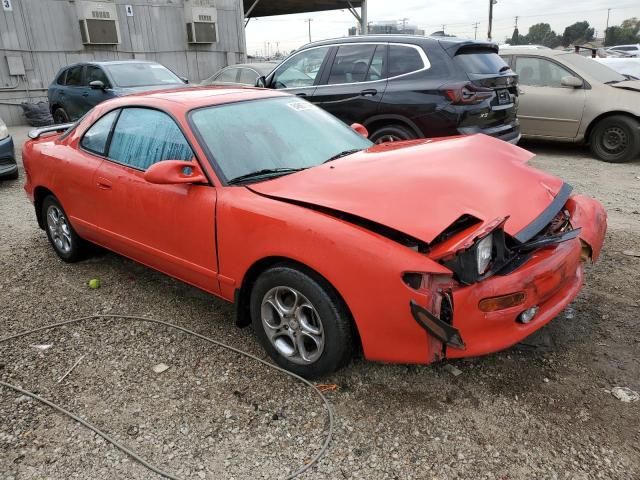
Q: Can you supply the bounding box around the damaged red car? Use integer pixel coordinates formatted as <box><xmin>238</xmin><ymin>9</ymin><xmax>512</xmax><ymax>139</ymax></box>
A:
<box><xmin>22</xmin><ymin>88</ymin><xmax>607</xmax><ymax>378</ymax></box>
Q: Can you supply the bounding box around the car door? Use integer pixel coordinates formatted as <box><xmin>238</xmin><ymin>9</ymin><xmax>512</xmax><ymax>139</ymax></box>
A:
<box><xmin>93</xmin><ymin>107</ymin><xmax>219</xmax><ymax>293</ymax></box>
<box><xmin>62</xmin><ymin>65</ymin><xmax>87</xmax><ymax>120</ymax></box>
<box><xmin>267</xmin><ymin>46</ymin><xmax>332</xmax><ymax>99</ymax></box>
<box><xmin>82</xmin><ymin>65</ymin><xmax>112</xmax><ymax>111</ymax></box>
<box><xmin>513</xmin><ymin>55</ymin><xmax>586</xmax><ymax>139</ymax></box>
<box><xmin>312</xmin><ymin>43</ymin><xmax>388</xmax><ymax>125</ymax></box>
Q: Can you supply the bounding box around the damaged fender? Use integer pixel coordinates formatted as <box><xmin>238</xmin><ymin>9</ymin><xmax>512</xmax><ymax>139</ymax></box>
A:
<box><xmin>566</xmin><ymin>195</ymin><xmax>607</xmax><ymax>262</ymax></box>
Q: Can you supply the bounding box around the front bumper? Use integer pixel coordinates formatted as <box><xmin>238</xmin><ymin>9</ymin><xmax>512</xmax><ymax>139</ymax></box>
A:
<box><xmin>410</xmin><ymin>194</ymin><xmax>606</xmax><ymax>361</ymax></box>
<box><xmin>0</xmin><ymin>135</ymin><xmax>17</xmax><ymax>178</ymax></box>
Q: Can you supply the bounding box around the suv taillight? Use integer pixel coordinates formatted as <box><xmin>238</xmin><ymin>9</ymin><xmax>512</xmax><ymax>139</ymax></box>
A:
<box><xmin>442</xmin><ymin>82</ymin><xmax>493</xmax><ymax>105</ymax></box>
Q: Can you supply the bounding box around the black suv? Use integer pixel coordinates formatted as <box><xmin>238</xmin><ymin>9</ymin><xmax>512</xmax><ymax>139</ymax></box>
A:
<box><xmin>258</xmin><ymin>35</ymin><xmax>520</xmax><ymax>143</ymax></box>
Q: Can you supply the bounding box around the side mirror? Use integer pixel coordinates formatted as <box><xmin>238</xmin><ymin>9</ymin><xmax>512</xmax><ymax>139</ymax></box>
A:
<box><xmin>350</xmin><ymin>123</ymin><xmax>369</xmax><ymax>138</ymax></box>
<box><xmin>561</xmin><ymin>76</ymin><xmax>583</xmax><ymax>88</ymax></box>
<box><xmin>255</xmin><ymin>76</ymin><xmax>267</xmax><ymax>88</ymax></box>
<box><xmin>144</xmin><ymin>160</ymin><xmax>207</xmax><ymax>185</ymax></box>
<box><xmin>89</xmin><ymin>80</ymin><xmax>106</xmax><ymax>90</ymax></box>
<box><xmin>180</xmin><ymin>76</ymin><xmax>189</xmax><ymax>84</ymax></box>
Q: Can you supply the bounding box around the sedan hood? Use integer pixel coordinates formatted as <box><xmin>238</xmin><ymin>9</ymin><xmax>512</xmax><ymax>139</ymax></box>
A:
<box><xmin>248</xmin><ymin>135</ymin><xmax>564</xmax><ymax>244</ymax></box>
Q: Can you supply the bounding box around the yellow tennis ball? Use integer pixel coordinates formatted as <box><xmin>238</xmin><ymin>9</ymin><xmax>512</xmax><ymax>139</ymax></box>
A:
<box><xmin>88</xmin><ymin>278</ymin><xmax>101</xmax><ymax>289</ymax></box>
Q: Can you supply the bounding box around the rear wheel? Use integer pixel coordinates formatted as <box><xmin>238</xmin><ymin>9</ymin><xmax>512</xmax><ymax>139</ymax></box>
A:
<box><xmin>589</xmin><ymin>115</ymin><xmax>640</xmax><ymax>163</ymax></box>
<box><xmin>250</xmin><ymin>265</ymin><xmax>353</xmax><ymax>378</ymax></box>
<box><xmin>369</xmin><ymin>124</ymin><xmax>417</xmax><ymax>144</ymax></box>
<box><xmin>42</xmin><ymin>195</ymin><xmax>86</xmax><ymax>262</ymax></box>
<box><xmin>52</xmin><ymin>107</ymin><xmax>69</xmax><ymax>124</ymax></box>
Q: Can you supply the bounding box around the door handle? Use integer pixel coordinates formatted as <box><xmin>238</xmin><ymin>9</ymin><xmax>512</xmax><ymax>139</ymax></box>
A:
<box><xmin>361</xmin><ymin>89</ymin><xmax>377</xmax><ymax>97</ymax></box>
<box><xmin>82</xmin><ymin>93</ymin><xmax>89</xmax><ymax>97</ymax></box>
<box><xmin>296</xmin><ymin>92</ymin><xmax>307</xmax><ymax>97</ymax></box>
<box><xmin>96</xmin><ymin>177</ymin><xmax>112</xmax><ymax>190</ymax></box>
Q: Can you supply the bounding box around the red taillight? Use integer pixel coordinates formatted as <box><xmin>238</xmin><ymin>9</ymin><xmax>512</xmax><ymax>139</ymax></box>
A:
<box><xmin>442</xmin><ymin>82</ymin><xmax>493</xmax><ymax>105</ymax></box>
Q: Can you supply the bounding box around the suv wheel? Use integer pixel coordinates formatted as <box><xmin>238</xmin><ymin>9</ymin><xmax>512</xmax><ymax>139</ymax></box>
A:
<box><xmin>590</xmin><ymin>115</ymin><xmax>640</xmax><ymax>163</ymax></box>
<box><xmin>250</xmin><ymin>265</ymin><xmax>353</xmax><ymax>378</ymax></box>
<box><xmin>53</xmin><ymin>108</ymin><xmax>70</xmax><ymax>124</ymax></box>
<box><xmin>370</xmin><ymin>124</ymin><xmax>417</xmax><ymax>144</ymax></box>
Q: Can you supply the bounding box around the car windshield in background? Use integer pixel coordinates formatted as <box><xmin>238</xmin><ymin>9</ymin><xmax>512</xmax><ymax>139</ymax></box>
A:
<box><xmin>190</xmin><ymin>96</ymin><xmax>373</xmax><ymax>183</ymax></box>
<box><xmin>453</xmin><ymin>49</ymin><xmax>511</xmax><ymax>74</ymax></box>
<box><xmin>560</xmin><ymin>54</ymin><xmax>627</xmax><ymax>84</ymax></box>
<box><xmin>104</xmin><ymin>63</ymin><xmax>183</xmax><ymax>88</ymax></box>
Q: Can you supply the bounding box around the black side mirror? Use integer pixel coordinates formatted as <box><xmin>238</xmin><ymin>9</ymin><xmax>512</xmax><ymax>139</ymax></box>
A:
<box><xmin>180</xmin><ymin>76</ymin><xmax>189</xmax><ymax>84</ymax></box>
<box><xmin>89</xmin><ymin>80</ymin><xmax>106</xmax><ymax>90</ymax></box>
<box><xmin>256</xmin><ymin>76</ymin><xmax>267</xmax><ymax>88</ymax></box>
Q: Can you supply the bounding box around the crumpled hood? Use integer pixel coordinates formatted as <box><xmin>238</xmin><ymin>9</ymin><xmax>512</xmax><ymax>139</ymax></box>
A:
<box><xmin>248</xmin><ymin>135</ymin><xmax>564</xmax><ymax>244</ymax></box>
<box><xmin>609</xmin><ymin>80</ymin><xmax>640</xmax><ymax>92</ymax></box>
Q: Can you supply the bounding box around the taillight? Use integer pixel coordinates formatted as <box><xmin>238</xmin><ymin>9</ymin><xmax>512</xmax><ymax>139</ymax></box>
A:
<box><xmin>442</xmin><ymin>82</ymin><xmax>493</xmax><ymax>105</ymax></box>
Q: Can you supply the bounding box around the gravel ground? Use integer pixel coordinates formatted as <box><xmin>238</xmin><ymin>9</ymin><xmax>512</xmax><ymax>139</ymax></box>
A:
<box><xmin>1</xmin><ymin>130</ymin><xmax>639</xmax><ymax>480</ymax></box>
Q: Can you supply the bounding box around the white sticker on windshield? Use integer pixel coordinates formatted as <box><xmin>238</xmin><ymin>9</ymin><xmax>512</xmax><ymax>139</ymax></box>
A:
<box><xmin>287</xmin><ymin>101</ymin><xmax>313</xmax><ymax>112</ymax></box>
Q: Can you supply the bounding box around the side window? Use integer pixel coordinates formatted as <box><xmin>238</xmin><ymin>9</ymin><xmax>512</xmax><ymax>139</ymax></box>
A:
<box><xmin>216</xmin><ymin>68</ymin><xmax>239</xmax><ymax>83</ymax></box>
<box><xmin>85</xmin><ymin>66</ymin><xmax>110</xmax><ymax>87</ymax></box>
<box><xmin>56</xmin><ymin>69</ymin><xmax>67</xmax><ymax>85</ymax></box>
<box><xmin>515</xmin><ymin>57</ymin><xmax>573</xmax><ymax>87</ymax></box>
<box><xmin>365</xmin><ymin>45</ymin><xmax>386</xmax><ymax>81</ymax></box>
<box><xmin>327</xmin><ymin>44</ymin><xmax>376</xmax><ymax>84</ymax></box>
<box><xmin>272</xmin><ymin>46</ymin><xmax>331</xmax><ymax>89</ymax></box>
<box><xmin>238</xmin><ymin>68</ymin><xmax>257</xmax><ymax>85</ymax></box>
<box><xmin>80</xmin><ymin>109</ymin><xmax>119</xmax><ymax>155</ymax></box>
<box><xmin>65</xmin><ymin>66</ymin><xmax>83</xmax><ymax>86</ymax></box>
<box><xmin>107</xmin><ymin>108</ymin><xmax>193</xmax><ymax>170</ymax></box>
<box><xmin>388</xmin><ymin>45</ymin><xmax>424</xmax><ymax>77</ymax></box>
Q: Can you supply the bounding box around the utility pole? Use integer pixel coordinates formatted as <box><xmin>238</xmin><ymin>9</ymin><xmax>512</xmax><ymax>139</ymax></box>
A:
<box><xmin>473</xmin><ymin>22</ymin><xmax>479</xmax><ymax>40</ymax></box>
<box><xmin>305</xmin><ymin>18</ymin><xmax>313</xmax><ymax>43</ymax></box>
<box><xmin>604</xmin><ymin>8</ymin><xmax>611</xmax><ymax>45</ymax></box>
<box><xmin>488</xmin><ymin>0</ymin><xmax>497</xmax><ymax>41</ymax></box>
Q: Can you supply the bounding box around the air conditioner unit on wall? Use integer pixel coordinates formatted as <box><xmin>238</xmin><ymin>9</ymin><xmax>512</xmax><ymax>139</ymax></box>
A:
<box><xmin>185</xmin><ymin>3</ymin><xmax>218</xmax><ymax>44</ymax></box>
<box><xmin>77</xmin><ymin>1</ymin><xmax>120</xmax><ymax>45</ymax></box>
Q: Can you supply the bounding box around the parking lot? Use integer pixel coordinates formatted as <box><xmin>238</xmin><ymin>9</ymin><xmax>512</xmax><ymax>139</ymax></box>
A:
<box><xmin>1</xmin><ymin>128</ymin><xmax>639</xmax><ymax>479</ymax></box>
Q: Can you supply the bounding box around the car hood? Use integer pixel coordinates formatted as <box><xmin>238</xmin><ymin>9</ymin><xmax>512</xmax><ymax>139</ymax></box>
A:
<box><xmin>248</xmin><ymin>135</ymin><xmax>564</xmax><ymax>244</ymax></box>
<box><xmin>609</xmin><ymin>80</ymin><xmax>640</xmax><ymax>92</ymax></box>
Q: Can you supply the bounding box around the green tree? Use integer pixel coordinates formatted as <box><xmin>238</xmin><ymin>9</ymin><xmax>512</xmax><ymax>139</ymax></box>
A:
<box><xmin>524</xmin><ymin>23</ymin><xmax>561</xmax><ymax>48</ymax></box>
<box><xmin>604</xmin><ymin>17</ymin><xmax>640</xmax><ymax>46</ymax></box>
<box><xmin>561</xmin><ymin>21</ymin><xmax>595</xmax><ymax>47</ymax></box>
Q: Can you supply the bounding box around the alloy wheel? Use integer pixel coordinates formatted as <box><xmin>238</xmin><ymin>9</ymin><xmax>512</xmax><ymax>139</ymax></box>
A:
<box><xmin>46</xmin><ymin>205</ymin><xmax>73</xmax><ymax>254</ymax></box>
<box><xmin>260</xmin><ymin>286</ymin><xmax>325</xmax><ymax>365</ymax></box>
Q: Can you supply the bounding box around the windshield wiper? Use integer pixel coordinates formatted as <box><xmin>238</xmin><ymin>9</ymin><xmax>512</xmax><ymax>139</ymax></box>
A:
<box><xmin>227</xmin><ymin>168</ymin><xmax>304</xmax><ymax>185</ymax></box>
<box><xmin>323</xmin><ymin>149</ymin><xmax>362</xmax><ymax>164</ymax></box>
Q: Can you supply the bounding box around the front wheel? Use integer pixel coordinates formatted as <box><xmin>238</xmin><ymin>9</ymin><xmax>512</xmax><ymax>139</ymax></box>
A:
<box><xmin>369</xmin><ymin>124</ymin><xmax>417</xmax><ymax>144</ymax></box>
<box><xmin>52</xmin><ymin>107</ymin><xmax>70</xmax><ymax>124</ymax></box>
<box><xmin>42</xmin><ymin>195</ymin><xmax>86</xmax><ymax>262</ymax></box>
<box><xmin>589</xmin><ymin>115</ymin><xmax>640</xmax><ymax>163</ymax></box>
<box><xmin>250</xmin><ymin>266</ymin><xmax>353</xmax><ymax>378</ymax></box>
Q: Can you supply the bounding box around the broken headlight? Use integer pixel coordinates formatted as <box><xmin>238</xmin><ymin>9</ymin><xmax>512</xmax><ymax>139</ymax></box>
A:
<box><xmin>476</xmin><ymin>233</ymin><xmax>493</xmax><ymax>275</ymax></box>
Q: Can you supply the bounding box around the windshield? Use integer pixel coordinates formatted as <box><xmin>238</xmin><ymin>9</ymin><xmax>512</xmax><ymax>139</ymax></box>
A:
<box><xmin>190</xmin><ymin>96</ymin><xmax>373</xmax><ymax>183</ymax></box>
<box><xmin>560</xmin><ymin>53</ymin><xmax>626</xmax><ymax>83</ymax></box>
<box><xmin>105</xmin><ymin>63</ymin><xmax>183</xmax><ymax>87</ymax></box>
<box><xmin>454</xmin><ymin>49</ymin><xmax>511</xmax><ymax>74</ymax></box>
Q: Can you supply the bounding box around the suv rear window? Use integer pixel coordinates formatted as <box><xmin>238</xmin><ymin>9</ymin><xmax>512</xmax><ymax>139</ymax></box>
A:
<box><xmin>453</xmin><ymin>48</ymin><xmax>510</xmax><ymax>74</ymax></box>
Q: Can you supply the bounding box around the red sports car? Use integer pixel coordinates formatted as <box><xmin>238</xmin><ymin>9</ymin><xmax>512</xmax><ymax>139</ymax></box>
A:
<box><xmin>23</xmin><ymin>87</ymin><xmax>606</xmax><ymax>378</ymax></box>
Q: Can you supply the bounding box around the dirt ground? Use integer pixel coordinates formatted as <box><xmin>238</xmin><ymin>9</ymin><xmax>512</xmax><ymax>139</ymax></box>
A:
<box><xmin>1</xmin><ymin>130</ymin><xmax>639</xmax><ymax>480</ymax></box>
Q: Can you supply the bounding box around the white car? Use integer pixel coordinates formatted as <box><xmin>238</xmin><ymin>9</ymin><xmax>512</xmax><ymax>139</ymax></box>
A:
<box><xmin>605</xmin><ymin>44</ymin><xmax>640</xmax><ymax>58</ymax></box>
<box><xmin>595</xmin><ymin>57</ymin><xmax>640</xmax><ymax>80</ymax></box>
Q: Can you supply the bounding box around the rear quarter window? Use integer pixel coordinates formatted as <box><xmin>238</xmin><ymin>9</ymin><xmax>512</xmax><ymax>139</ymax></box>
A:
<box><xmin>388</xmin><ymin>45</ymin><xmax>425</xmax><ymax>76</ymax></box>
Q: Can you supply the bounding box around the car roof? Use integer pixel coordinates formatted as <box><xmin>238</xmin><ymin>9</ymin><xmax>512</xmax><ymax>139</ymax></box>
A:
<box><xmin>498</xmin><ymin>48</ymin><xmax>569</xmax><ymax>57</ymax></box>
<box><xmin>65</xmin><ymin>60</ymin><xmax>163</xmax><ymax>68</ymax></box>
<box><xmin>295</xmin><ymin>34</ymin><xmax>496</xmax><ymax>51</ymax></box>
<box><xmin>99</xmin><ymin>86</ymin><xmax>287</xmax><ymax>113</ymax></box>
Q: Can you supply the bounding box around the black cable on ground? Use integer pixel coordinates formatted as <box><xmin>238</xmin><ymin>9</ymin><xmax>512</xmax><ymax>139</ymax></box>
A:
<box><xmin>0</xmin><ymin>314</ymin><xmax>334</xmax><ymax>480</ymax></box>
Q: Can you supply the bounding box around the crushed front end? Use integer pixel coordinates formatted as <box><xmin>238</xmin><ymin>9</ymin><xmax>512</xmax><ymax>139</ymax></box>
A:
<box><xmin>408</xmin><ymin>184</ymin><xmax>607</xmax><ymax>361</ymax></box>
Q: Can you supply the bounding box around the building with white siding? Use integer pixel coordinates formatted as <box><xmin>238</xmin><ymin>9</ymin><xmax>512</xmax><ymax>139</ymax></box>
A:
<box><xmin>0</xmin><ymin>0</ymin><xmax>247</xmax><ymax>125</ymax></box>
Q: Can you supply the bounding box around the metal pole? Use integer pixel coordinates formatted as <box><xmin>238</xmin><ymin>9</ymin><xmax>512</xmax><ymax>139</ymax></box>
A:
<box><xmin>604</xmin><ymin>8</ymin><xmax>611</xmax><ymax>45</ymax></box>
<box><xmin>487</xmin><ymin>0</ymin><xmax>494</xmax><ymax>41</ymax></box>
<box><xmin>306</xmin><ymin>18</ymin><xmax>313</xmax><ymax>42</ymax></box>
<box><xmin>361</xmin><ymin>0</ymin><xmax>368</xmax><ymax>35</ymax></box>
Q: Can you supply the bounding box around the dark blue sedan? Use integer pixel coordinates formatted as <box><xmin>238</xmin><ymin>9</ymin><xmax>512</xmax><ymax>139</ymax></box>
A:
<box><xmin>48</xmin><ymin>61</ymin><xmax>188</xmax><ymax>123</ymax></box>
<box><xmin>0</xmin><ymin>116</ymin><xmax>17</xmax><ymax>180</ymax></box>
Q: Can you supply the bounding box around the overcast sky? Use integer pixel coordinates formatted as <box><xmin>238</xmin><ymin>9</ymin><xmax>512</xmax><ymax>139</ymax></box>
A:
<box><xmin>245</xmin><ymin>0</ymin><xmax>640</xmax><ymax>56</ymax></box>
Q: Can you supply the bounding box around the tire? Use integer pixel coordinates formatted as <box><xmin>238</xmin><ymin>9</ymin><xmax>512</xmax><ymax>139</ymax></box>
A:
<box><xmin>42</xmin><ymin>195</ymin><xmax>86</xmax><ymax>263</ymax></box>
<box><xmin>369</xmin><ymin>124</ymin><xmax>417</xmax><ymax>144</ymax></box>
<box><xmin>250</xmin><ymin>265</ymin><xmax>353</xmax><ymax>378</ymax></box>
<box><xmin>52</xmin><ymin>107</ymin><xmax>70</xmax><ymax>124</ymax></box>
<box><xmin>3</xmin><ymin>169</ymin><xmax>18</xmax><ymax>181</ymax></box>
<box><xmin>589</xmin><ymin>115</ymin><xmax>640</xmax><ymax>163</ymax></box>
